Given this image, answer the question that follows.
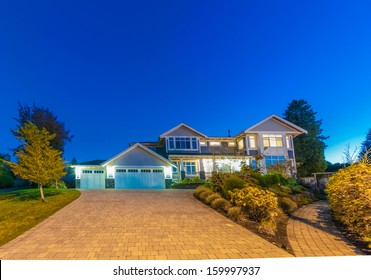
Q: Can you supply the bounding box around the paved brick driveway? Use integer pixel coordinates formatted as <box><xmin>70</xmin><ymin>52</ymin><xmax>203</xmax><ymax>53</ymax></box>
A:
<box><xmin>287</xmin><ymin>201</ymin><xmax>363</xmax><ymax>257</ymax></box>
<box><xmin>0</xmin><ymin>190</ymin><xmax>291</xmax><ymax>260</ymax></box>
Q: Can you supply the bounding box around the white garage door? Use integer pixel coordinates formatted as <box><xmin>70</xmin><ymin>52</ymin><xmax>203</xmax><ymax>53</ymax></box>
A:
<box><xmin>80</xmin><ymin>170</ymin><xmax>106</xmax><ymax>189</ymax></box>
<box><xmin>115</xmin><ymin>168</ymin><xmax>165</xmax><ymax>189</ymax></box>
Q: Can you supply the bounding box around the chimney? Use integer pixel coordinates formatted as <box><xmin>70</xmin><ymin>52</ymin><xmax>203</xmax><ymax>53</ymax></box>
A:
<box><xmin>228</xmin><ymin>129</ymin><xmax>231</xmax><ymax>137</ymax></box>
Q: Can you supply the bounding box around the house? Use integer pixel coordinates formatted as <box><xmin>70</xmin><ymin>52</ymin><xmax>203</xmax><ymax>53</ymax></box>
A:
<box><xmin>73</xmin><ymin>114</ymin><xmax>307</xmax><ymax>189</ymax></box>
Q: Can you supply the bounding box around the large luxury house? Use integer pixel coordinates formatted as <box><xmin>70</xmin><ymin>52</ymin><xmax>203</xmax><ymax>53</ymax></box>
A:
<box><xmin>73</xmin><ymin>114</ymin><xmax>307</xmax><ymax>189</ymax></box>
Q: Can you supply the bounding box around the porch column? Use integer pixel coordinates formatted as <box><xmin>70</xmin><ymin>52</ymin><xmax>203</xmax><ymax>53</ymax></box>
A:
<box><xmin>199</xmin><ymin>159</ymin><xmax>205</xmax><ymax>180</ymax></box>
<box><xmin>180</xmin><ymin>159</ymin><xmax>185</xmax><ymax>180</ymax></box>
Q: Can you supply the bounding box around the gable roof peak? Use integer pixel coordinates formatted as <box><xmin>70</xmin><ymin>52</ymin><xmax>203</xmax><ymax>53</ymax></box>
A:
<box><xmin>244</xmin><ymin>114</ymin><xmax>308</xmax><ymax>134</ymax></box>
<box><xmin>160</xmin><ymin>123</ymin><xmax>207</xmax><ymax>138</ymax></box>
<box><xmin>101</xmin><ymin>142</ymin><xmax>176</xmax><ymax>167</ymax></box>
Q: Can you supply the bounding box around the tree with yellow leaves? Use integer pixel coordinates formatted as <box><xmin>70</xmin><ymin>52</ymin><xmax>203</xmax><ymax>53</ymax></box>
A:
<box><xmin>4</xmin><ymin>121</ymin><xmax>66</xmax><ymax>201</ymax></box>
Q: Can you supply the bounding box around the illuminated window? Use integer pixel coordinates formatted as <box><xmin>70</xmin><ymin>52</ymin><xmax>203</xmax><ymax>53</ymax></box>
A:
<box><xmin>286</xmin><ymin>136</ymin><xmax>291</xmax><ymax>148</ymax></box>
<box><xmin>228</xmin><ymin>142</ymin><xmax>236</xmax><ymax>147</ymax></box>
<box><xmin>249</xmin><ymin>136</ymin><xmax>256</xmax><ymax>148</ymax></box>
<box><xmin>238</xmin><ymin>139</ymin><xmax>244</xmax><ymax>149</ymax></box>
<box><xmin>265</xmin><ymin>156</ymin><xmax>285</xmax><ymax>167</ymax></box>
<box><xmin>210</xmin><ymin>142</ymin><xmax>221</xmax><ymax>146</ymax></box>
<box><xmin>168</xmin><ymin>137</ymin><xmax>198</xmax><ymax>150</ymax></box>
<box><xmin>262</xmin><ymin>134</ymin><xmax>283</xmax><ymax>147</ymax></box>
<box><xmin>200</xmin><ymin>141</ymin><xmax>207</xmax><ymax>146</ymax></box>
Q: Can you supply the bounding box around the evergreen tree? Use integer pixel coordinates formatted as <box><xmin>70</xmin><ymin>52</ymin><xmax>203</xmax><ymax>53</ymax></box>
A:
<box><xmin>283</xmin><ymin>99</ymin><xmax>328</xmax><ymax>177</ymax></box>
<box><xmin>5</xmin><ymin>122</ymin><xmax>66</xmax><ymax>201</ymax></box>
<box><xmin>12</xmin><ymin>103</ymin><xmax>73</xmax><ymax>154</ymax></box>
<box><xmin>359</xmin><ymin>128</ymin><xmax>371</xmax><ymax>161</ymax></box>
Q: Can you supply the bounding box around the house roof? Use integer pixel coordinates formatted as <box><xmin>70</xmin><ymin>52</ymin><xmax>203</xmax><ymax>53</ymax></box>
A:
<box><xmin>242</xmin><ymin>114</ymin><xmax>308</xmax><ymax>135</ymax></box>
<box><xmin>160</xmin><ymin>123</ymin><xmax>207</xmax><ymax>138</ymax></box>
<box><xmin>101</xmin><ymin>143</ymin><xmax>176</xmax><ymax>167</ymax></box>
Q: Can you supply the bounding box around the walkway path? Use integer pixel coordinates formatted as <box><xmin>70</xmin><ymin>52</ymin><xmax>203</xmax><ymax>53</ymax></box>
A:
<box><xmin>0</xmin><ymin>190</ymin><xmax>291</xmax><ymax>260</ymax></box>
<box><xmin>287</xmin><ymin>200</ymin><xmax>363</xmax><ymax>257</ymax></box>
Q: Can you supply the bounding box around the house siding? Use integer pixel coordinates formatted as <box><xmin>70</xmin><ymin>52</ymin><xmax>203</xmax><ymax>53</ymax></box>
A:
<box><xmin>249</xmin><ymin>119</ymin><xmax>298</xmax><ymax>132</ymax></box>
<box><xmin>108</xmin><ymin>148</ymin><xmax>166</xmax><ymax>166</ymax></box>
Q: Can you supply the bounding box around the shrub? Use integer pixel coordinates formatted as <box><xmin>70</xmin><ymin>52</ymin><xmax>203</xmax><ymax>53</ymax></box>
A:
<box><xmin>326</xmin><ymin>163</ymin><xmax>371</xmax><ymax>247</ymax></box>
<box><xmin>268</xmin><ymin>185</ymin><xmax>291</xmax><ymax>197</ymax></box>
<box><xmin>289</xmin><ymin>185</ymin><xmax>305</xmax><ymax>194</ymax></box>
<box><xmin>205</xmin><ymin>193</ymin><xmax>222</xmax><ymax>204</ymax></box>
<box><xmin>228</xmin><ymin>206</ymin><xmax>242</xmax><ymax>220</ymax></box>
<box><xmin>260</xmin><ymin>173</ymin><xmax>286</xmax><ymax>187</ymax></box>
<box><xmin>292</xmin><ymin>192</ymin><xmax>315</xmax><ymax>206</ymax></box>
<box><xmin>194</xmin><ymin>185</ymin><xmax>211</xmax><ymax>198</ymax></box>
<box><xmin>0</xmin><ymin>173</ymin><xmax>15</xmax><ymax>188</ymax></box>
<box><xmin>230</xmin><ymin>186</ymin><xmax>279</xmax><ymax>225</ymax></box>
<box><xmin>258</xmin><ymin>218</ymin><xmax>277</xmax><ymax>235</ymax></box>
<box><xmin>172</xmin><ymin>177</ymin><xmax>207</xmax><ymax>186</ymax></box>
<box><xmin>47</xmin><ymin>181</ymin><xmax>67</xmax><ymax>189</ymax></box>
<box><xmin>279</xmin><ymin>197</ymin><xmax>298</xmax><ymax>214</ymax></box>
<box><xmin>211</xmin><ymin>198</ymin><xmax>230</xmax><ymax>211</ymax></box>
<box><xmin>199</xmin><ymin>189</ymin><xmax>214</xmax><ymax>201</ymax></box>
<box><xmin>222</xmin><ymin>175</ymin><xmax>246</xmax><ymax>198</ymax></box>
<box><xmin>209</xmin><ymin>171</ymin><xmax>260</xmax><ymax>196</ymax></box>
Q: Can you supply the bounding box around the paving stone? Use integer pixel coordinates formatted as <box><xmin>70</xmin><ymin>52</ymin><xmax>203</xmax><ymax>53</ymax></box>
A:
<box><xmin>0</xmin><ymin>190</ymin><xmax>291</xmax><ymax>260</ymax></box>
<box><xmin>287</xmin><ymin>201</ymin><xmax>363</xmax><ymax>257</ymax></box>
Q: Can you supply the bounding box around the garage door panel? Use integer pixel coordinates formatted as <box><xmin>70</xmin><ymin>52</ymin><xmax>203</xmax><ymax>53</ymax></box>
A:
<box><xmin>115</xmin><ymin>168</ymin><xmax>165</xmax><ymax>189</ymax></box>
<box><xmin>80</xmin><ymin>170</ymin><xmax>105</xmax><ymax>189</ymax></box>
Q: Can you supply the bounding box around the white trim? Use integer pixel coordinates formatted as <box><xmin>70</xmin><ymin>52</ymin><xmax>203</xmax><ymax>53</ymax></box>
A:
<box><xmin>101</xmin><ymin>143</ymin><xmax>176</xmax><ymax>168</ymax></box>
<box><xmin>167</xmin><ymin>136</ymin><xmax>199</xmax><ymax>151</ymax></box>
<box><xmin>160</xmin><ymin>123</ymin><xmax>207</xmax><ymax>138</ymax></box>
<box><xmin>243</xmin><ymin>114</ymin><xmax>308</xmax><ymax>135</ymax></box>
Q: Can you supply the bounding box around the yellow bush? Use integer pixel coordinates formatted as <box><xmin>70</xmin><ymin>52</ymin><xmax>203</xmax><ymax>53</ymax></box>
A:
<box><xmin>230</xmin><ymin>185</ymin><xmax>279</xmax><ymax>231</ymax></box>
<box><xmin>211</xmin><ymin>198</ymin><xmax>230</xmax><ymax>211</ymax></box>
<box><xmin>205</xmin><ymin>193</ymin><xmax>222</xmax><ymax>204</ymax></box>
<box><xmin>199</xmin><ymin>190</ymin><xmax>214</xmax><ymax>201</ymax></box>
<box><xmin>326</xmin><ymin>163</ymin><xmax>371</xmax><ymax>247</ymax></box>
<box><xmin>194</xmin><ymin>185</ymin><xmax>211</xmax><ymax>198</ymax></box>
<box><xmin>227</xmin><ymin>206</ymin><xmax>242</xmax><ymax>220</ymax></box>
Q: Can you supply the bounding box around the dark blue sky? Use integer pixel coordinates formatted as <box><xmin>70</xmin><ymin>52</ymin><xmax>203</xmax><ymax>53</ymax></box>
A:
<box><xmin>1</xmin><ymin>0</ymin><xmax>370</xmax><ymax>163</ymax></box>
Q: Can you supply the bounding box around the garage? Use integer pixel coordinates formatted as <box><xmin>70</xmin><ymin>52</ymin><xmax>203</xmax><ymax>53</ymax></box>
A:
<box><xmin>115</xmin><ymin>168</ymin><xmax>165</xmax><ymax>189</ymax></box>
<box><xmin>80</xmin><ymin>169</ymin><xmax>105</xmax><ymax>189</ymax></box>
<box><xmin>74</xmin><ymin>143</ymin><xmax>175</xmax><ymax>189</ymax></box>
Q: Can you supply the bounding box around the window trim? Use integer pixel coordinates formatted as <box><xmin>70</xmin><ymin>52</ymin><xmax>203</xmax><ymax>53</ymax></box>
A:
<box><xmin>249</xmin><ymin>135</ymin><xmax>256</xmax><ymax>148</ymax></box>
<box><xmin>167</xmin><ymin>137</ymin><xmax>199</xmax><ymax>151</ymax></box>
<box><xmin>265</xmin><ymin>155</ymin><xmax>285</xmax><ymax>167</ymax></box>
<box><xmin>183</xmin><ymin>161</ymin><xmax>197</xmax><ymax>175</ymax></box>
<box><xmin>262</xmin><ymin>134</ymin><xmax>283</xmax><ymax>147</ymax></box>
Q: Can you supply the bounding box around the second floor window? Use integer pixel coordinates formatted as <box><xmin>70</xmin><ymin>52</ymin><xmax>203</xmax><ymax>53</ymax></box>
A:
<box><xmin>263</xmin><ymin>134</ymin><xmax>283</xmax><ymax>147</ymax></box>
<box><xmin>168</xmin><ymin>137</ymin><xmax>198</xmax><ymax>150</ymax></box>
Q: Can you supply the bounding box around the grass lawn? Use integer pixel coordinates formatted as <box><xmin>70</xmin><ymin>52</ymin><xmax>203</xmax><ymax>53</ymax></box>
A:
<box><xmin>0</xmin><ymin>188</ymin><xmax>80</xmax><ymax>247</ymax></box>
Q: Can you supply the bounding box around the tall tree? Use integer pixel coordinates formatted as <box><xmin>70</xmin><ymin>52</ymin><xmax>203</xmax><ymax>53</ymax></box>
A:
<box><xmin>5</xmin><ymin>122</ymin><xmax>66</xmax><ymax>201</ymax></box>
<box><xmin>359</xmin><ymin>128</ymin><xmax>371</xmax><ymax>161</ymax></box>
<box><xmin>283</xmin><ymin>99</ymin><xmax>328</xmax><ymax>177</ymax></box>
<box><xmin>12</xmin><ymin>103</ymin><xmax>73</xmax><ymax>154</ymax></box>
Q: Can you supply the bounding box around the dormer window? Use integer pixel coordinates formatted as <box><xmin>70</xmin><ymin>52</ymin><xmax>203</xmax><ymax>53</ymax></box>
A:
<box><xmin>168</xmin><ymin>137</ymin><xmax>198</xmax><ymax>150</ymax></box>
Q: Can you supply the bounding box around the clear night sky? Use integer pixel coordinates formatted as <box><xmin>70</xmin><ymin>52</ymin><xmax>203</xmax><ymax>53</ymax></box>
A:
<box><xmin>0</xmin><ymin>0</ymin><xmax>370</xmax><ymax>164</ymax></box>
